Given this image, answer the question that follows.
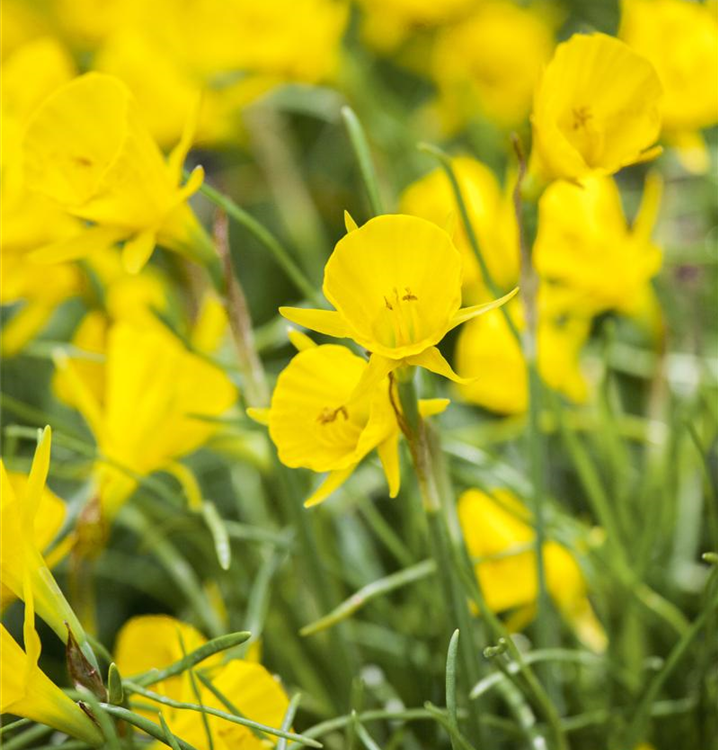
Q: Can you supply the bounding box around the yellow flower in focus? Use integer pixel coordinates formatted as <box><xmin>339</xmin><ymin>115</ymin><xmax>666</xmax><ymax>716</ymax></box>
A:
<box><xmin>249</xmin><ymin>339</ymin><xmax>449</xmax><ymax>506</ymax></box>
<box><xmin>0</xmin><ymin>428</ymin><xmax>95</xmax><ymax>660</ymax></box>
<box><xmin>280</xmin><ymin>214</ymin><xmax>517</xmax><ymax>400</ymax></box>
<box><xmin>529</xmin><ymin>32</ymin><xmax>663</xmax><ymax>184</ymax></box>
<box><xmin>455</xmin><ymin>302</ymin><xmax>589</xmax><ymax>414</ymax></box>
<box><xmin>55</xmin><ymin>322</ymin><xmax>237</xmax><ymax>518</ymax></box>
<box><xmin>620</xmin><ymin>0</ymin><xmax>718</xmax><ymax>174</ymax></box>
<box><xmin>534</xmin><ymin>173</ymin><xmax>663</xmax><ymax>328</ymax></box>
<box><xmin>432</xmin><ymin>1</ymin><xmax>555</xmax><ymax>132</ymax></box>
<box><xmin>1</xmin><ymin>472</ymin><xmax>67</xmax><ymax>608</ymax></box>
<box><xmin>458</xmin><ymin>488</ymin><xmax>607</xmax><ymax>652</ymax></box>
<box><xmin>114</xmin><ymin>614</ymin><xmax>288</xmax><ymax>750</ymax></box>
<box><xmin>399</xmin><ymin>157</ymin><xmax>519</xmax><ymax>304</ymax></box>
<box><xmin>22</xmin><ymin>72</ymin><xmax>208</xmax><ymax>273</ymax></box>
<box><xmin>1</xmin><ymin>565</ymin><xmax>103</xmax><ymax>747</ymax></box>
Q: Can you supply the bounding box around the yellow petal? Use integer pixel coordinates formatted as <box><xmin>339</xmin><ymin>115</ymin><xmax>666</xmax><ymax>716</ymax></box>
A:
<box><xmin>418</xmin><ymin>398</ymin><xmax>450</xmax><ymax>417</ymax></box>
<box><xmin>287</xmin><ymin>328</ymin><xmax>317</xmax><ymax>351</ymax></box>
<box><xmin>405</xmin><ymin>346</ymin><xmax>473</xmax><ymax>383</ymax></box>
<box><xmin>278</xmin><ymin>307</ymin><xmax>350</xmax><ymax>339</ymax></box>
<box><xmin>30</xmin><ymin>225</ymin><xmax>127</xmax><ymax>264</ymax></box>
<box><xmin>246</xmin><ymin>407</ymin><xmax>271</xmax><ymax>426</ymax></box>
<box><xmin>167</xmin><ymin>93</ymin><xmax>202</xmax><ymax>183</ymax></box>
<box><xmin>164</xmin><ymin>461</ymin><xmax>203</xmax><ymax>510</ymax></box>
<box><xmin>0</xmin><ymin>301</ymin><xmax>53</xmax><ymax>356</ymax></box>
<box><xmin>632</xmin><ymin>171</ymin><xmax>663</xmax><ymax>242</ymax></box>
<box><xmin>122</xmin><ymin>229</ymin><xmax>158</xmax><ymax>274</ymax></box>
<box><xmin>304</xmin><ymin>465</ymin><xmax>356</xmax><ymax>507</ymax></box>
<box><xmin>449</xmin><ymin>287</ymin><xmax>519</xmax><ymax>330</ymax></box>
<box><xmin>347</xmin><ymin>353</ymin><xmax>400</xmax><ymax>405</ymax></box>
<box><xmin>377</xmin><ymin>433</ymin><xmax>401</xmax><ymax>498</ymax></box>
<box><xmin>344</xmin><ymin>209</ymin><xmax>359</xmax><ymax>233</ymax></box>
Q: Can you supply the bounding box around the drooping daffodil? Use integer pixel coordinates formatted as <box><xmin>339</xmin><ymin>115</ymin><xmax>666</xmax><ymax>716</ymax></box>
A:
<box><xmin>280</xmin><ymin>214</ymin><xmax>517</xmax><ymax>404</ymax></box>
<box><xmin>534</xmin><ymin>173</ymin><xmax>663</xmax><ymax>332</ymax></box>
<box><xmin>529</xmin><ymin>32</ymin><xmax>663</xmax><ymax>185</ymax></box>
<box><xmin>249</xmin><ymin>333</ymin><xmax>448</xmax><ymax>506</ymax></box>
<box><xmin>22</xmin><ymin>72</ymin><xmax>211</xmax><ymax>273</ymax></box>
<box><xmin>0</xmin><ymin>427</ymin><xmax>96</xmax><ymax>664</ymax></box>
<box><xmin>458</xmin><ymin>488</ymin><xmax>607</xmax><ymax>652</ymax></box>
<box><xmin>55</xmin><ymin>322</ymin><xmax>237</xmax><ymax>519</ymax></box>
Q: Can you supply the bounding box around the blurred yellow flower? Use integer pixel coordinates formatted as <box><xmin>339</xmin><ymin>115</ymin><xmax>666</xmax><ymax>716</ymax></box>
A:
<box><xmin>399</xmin><ymin>157</ymin><xmax>519</xmax><ymax>304</ymax></box>
<box><xmin>455</xmin><ymin>301</ymin><xmax>589</xmax><ymax>414</ymax></box>
<box><xmin>1</xmin><ymin>572</ymin><xmax>103</xmax><ymax>746</ymax></box>
<box><xmin>357</xmin><ymin>0</ymin><xmax>475</xmax><ymax>52</ymax></box>
<box><xmin>529</xmin><ymin>32</ymin><xmax>663</xmax><ymax>184</ymax></box>
<box><xmin>115</xmin><ymin>614</ymin><xmax>288</xmax><ymax>750</ymax></box>
<box><xmin>55</xmin><ymin>322</ymin><xmax>237</xmax><ymax>518</ymax></box>
<box><xmin>534</xmin><ymin>173</ymin><xmax>663</xmax><ymax>327</ymax></box>
<box><xmin>432</xmin><ymin>1</ymin><xmax>555</xmax><ymax>132</ymax></box>
<box><xmin>281</xmin><ymin>214</ymin><xmax>516</xmax><ymax>399</ymax></box>
<box><xmin>0</xmin><ymin>428</ymin><xmax>95</xmax><ymax>660</ymax></box>
<box><xmin>250</xmin><ymin>340</ymin><xmax>448</xmax><ymax>506</ymax></box>
<box><xmin>22</xmin><ymin>72</ymin><xmax>208</xmax><ymax>273</ymax></box>
<box><xmin>1</xmin><ymin>471</ymin><xmax>67</xmax><ymax>609</ymax></box>
<box><xmin>458</xmin><ymin>488</ymin><xmax>606</xmax><ymax>652</ymax></box>
<box><xmin>620</xmin><ymin>0</ymin><xmax>718</xmax><ymax>174</ymax></box>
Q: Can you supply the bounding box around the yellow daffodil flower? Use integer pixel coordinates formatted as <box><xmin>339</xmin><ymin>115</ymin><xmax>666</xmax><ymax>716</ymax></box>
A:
<box><xmin>1</xmin><ymin>471</ymin><xmax>67</xmax><ymax>608</ymax></box>
<box><xmin>620</xmin><ymin>0</ymin><xmax>718</xmax><ymax>174</ymax></box>
<box><xmin>455</xmin><ymin>301</ymin><xmax>589</xmax><ymax>414</ymax></box>
<box><xmin>1</xmin><ymin>565</ymin><xmax>103</xmax><ymax>747</ymax></box>
<box><xmin>432</xmin><ymin>1</ymin><xmax>555</xmax><ymax>132</ymax></box>
<box><xmin>529</xmin><ymin>32</ymin><xmax>663</xmax><ymax>184</ymax></box>
<box><xmin>399</xmin><ymin>157</ymin><xmax>519</xmax><ymax>304</ymax></box>
<box><xmin>0</xmin><ymin>36</ymin><xmax>85</xmax><ymax>355</ymax></box>
<box><xmin>55</xmin><ymin>322</ymin><xmax>237</xmax><ymax>518</ymax></box>
<box><xmin>280</xmin><ymin>214</ymin><xmax>517</xmax><ymax>402</ymax></box>
<box><xmin>357</xmin><ymin>0</ymin><xmax>475</xmax><ymax>52</ymax></box>
<box><xmin>114</xmin><ymin>615</ymin><xmax>218</xmax><ymax>719</ymax></box>
<box><xmin>114</xmin><ymin>614</ymin><xmax>288</xmax><ymax>750</ymax></box>
<box><xmin>458</xmin><ymin>488</ymin><xmax>607</xmax><ymax>652</ymax></box>
<box><xmin>22</xmin><ymin>72</ymin><xmax>209</xmax><ymax>274</ymax></box>
<box><xmin>534</xmin><ymin>173</ymin><xmax>663</xmax><ymax>329</ymax></box>
<box><xmin>1</xmin><ymin>428</ymin><xmax>96</xmax><ymax>662</ymax></box>
<box><xmin>249</xmin><ymin>338</ymin><xmax>449</xmax><ymax>506</ymax></box>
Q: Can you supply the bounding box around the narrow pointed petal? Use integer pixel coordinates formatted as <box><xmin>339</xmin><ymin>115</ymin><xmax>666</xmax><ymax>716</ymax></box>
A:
<box><xmin>177</xmin><ymin>164</ymin><xmax>204</xmax><ymax>202</ymax></box>
<box><xmin>304</xmin><ymin>466</ymin><xmax>356</xmax><ymax>508</ymax></box>
<box><xmin>168</xmin><ymin>94</ymin><xmax>202</xmax><ymax>183</ymax></box>
<box><xmin>164</xmin><ymin>461</ymin><xmax>203</xmax><ymax>510</ymax></box>
<box><xmin>418</xmin><ymin>398</ymin><xmax>451</xmax><ymax>417</ymax></box>
<box><xmin>449</xmin><ymin>287</ymin><xmax>519</xmax><ymax>331</ymax></box>
<box><xmin>406</xmin><ymin>347</ymin><xmax>474</xmax><ymax>384</ymax></box>
<box><xmin>122</xmin><ymin>228</ymin><xmax>157</xmax><ymax>273</ymax></box>
<box><xmin>25</xmin><ymin>427</ymin><xmax>52</xmax><ymax>523</ymax></box>
<box><xmin>246</xmin><ymin>407</ymin><xmax>271</xmax><ymax>426</ymax></box>
<box><xmin>344</xmin><ymin>210</ymin><xmax>359</xmax><ymax>233</ymax></box>
<box><xmin>287</xmin><ymin>329</ymin><xmax>317</xmax><ymax>351</ymax></box>
<box><xmin>377</xmin><ymin>433</ymin><xmax>401</xmax><ymax>498</ymax></box>
<box><xmin>347</xmin><ymin>353</ymin><xmax>399</xmax><ymax>405</ymax></box>
<box><xmin>52</xmin><ymin>352</ymin><xmax>104</xmax><ymax>438</ymax></box>
<box><xmin>632</xmin><ymin>171</ymin><xmax>663</xmax><ymax>242</ymax></box>
<box><xmin>30</xmin><ymin>226</ymin><xmax>126</xmax><ymax>264</ymax></box>
<box><xmin>279</xmin><ymin>307</ymin><xmax>349</xmax><ymax>339</ymax></box>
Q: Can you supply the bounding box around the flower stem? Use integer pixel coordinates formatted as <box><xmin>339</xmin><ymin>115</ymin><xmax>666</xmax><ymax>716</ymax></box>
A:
<box><xmin>396</xmin><ymin>370</ymin><xmax>484</xmax><ymax>745</ymax></box>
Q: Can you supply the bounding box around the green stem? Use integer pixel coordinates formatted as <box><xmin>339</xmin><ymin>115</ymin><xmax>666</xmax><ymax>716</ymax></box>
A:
<box><xmin>193</xmin><ymin>175</ymin><xmax>322</xmax><ymax>305</ymax></box>
<box><xmin>396</xmin><ymin>371</ymin><xmax>484</xmax><ymax>743</ymax></box>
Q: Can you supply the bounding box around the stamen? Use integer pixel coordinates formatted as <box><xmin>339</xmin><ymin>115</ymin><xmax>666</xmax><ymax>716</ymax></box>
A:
<box><xmin>317</xmin><ymin>406</ymin><xmax>349</xmax><ymax>424</ymax></box>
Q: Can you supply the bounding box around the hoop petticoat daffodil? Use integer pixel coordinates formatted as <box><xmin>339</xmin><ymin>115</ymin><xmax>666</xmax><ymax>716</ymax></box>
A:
<box><xmin>279</xmin><ymin>214</ymin><xmax>518</xmax><ymax>403</ymax></box>
<box><xmin>22</xmin><ymin>72</ymin><xmax>208</xmax><ymax>273</ymax></box>
<box><xmin>248</xmin><ymin>335</ymin><xmax>449</xmax><ymax>507</ymax></box>
<box><xmin>528</xmin><ymin>32</ymin><xmax>663</xmax><ymax>184</ymax></box>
